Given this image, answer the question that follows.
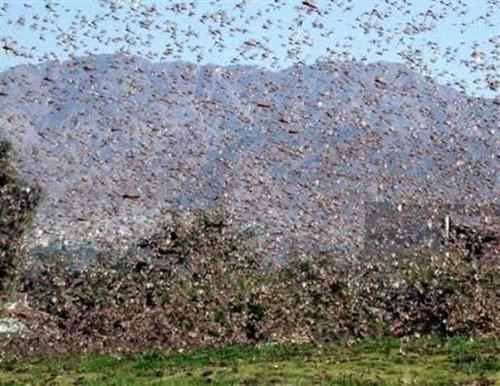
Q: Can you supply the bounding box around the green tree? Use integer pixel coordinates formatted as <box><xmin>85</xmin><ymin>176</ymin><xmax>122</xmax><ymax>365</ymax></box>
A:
<box><xmin>0</xmin><ymin>140</ymin><xmax>39</xmax><ymax>297</ymax></box>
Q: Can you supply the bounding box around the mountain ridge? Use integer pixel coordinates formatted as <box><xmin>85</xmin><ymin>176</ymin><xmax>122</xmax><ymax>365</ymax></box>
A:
<box><xmin>0</xmin><ymin>53</ymin><xmax>498</xmax><ymax>258</ymax></box>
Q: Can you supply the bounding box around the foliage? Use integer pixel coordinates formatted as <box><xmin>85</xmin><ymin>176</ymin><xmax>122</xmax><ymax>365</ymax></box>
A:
<box><xmin>5</xmin><ymin>210</ymin><xmax>498</xmax><ymax>357</ymax></box>
<box><xmin>0</xmin><ymin>140</ymin><xmax>40</xmax><ymax>297</ymax></box>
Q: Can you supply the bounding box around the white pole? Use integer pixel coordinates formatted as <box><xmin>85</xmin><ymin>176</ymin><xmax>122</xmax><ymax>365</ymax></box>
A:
<box><xmin>444</xmin><ymin>215</ymin><xmax>450</xmax><ymax>242</ymax></box>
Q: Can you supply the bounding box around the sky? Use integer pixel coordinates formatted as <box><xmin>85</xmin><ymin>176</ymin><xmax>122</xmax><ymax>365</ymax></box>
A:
<box><xmin>0</xmin><ymin>0</ymin><xmax>498</xmax><ymax>97</ymax></box>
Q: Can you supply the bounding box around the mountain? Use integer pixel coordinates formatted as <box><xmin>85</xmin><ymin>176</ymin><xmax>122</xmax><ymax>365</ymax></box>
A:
<box><xmin>0</xmin><ymin>54</ymin><xmax>498</xmax><ymax>258</ymax></box>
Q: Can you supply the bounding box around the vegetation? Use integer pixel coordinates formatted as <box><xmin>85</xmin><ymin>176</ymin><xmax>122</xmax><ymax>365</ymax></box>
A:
<box><xmin>0</xmin><ymin>140</ymin><xmax>39</xmax><ymax>298</ymax></box>
<box><xmin>0</xmin><ymin>209</ymin><xmax>494</xmax><ymax>357</ymax></box>
<box><xmin>0</xmin><ymin>337</ymin><xmax>498</xmax><ymax>385</ymax></box>
<box><xmin>0</xmin><ymin>139</ymin><xmax>498</xmax><ymax>383</ymax></box>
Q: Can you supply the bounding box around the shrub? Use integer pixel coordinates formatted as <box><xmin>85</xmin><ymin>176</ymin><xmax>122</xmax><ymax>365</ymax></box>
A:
<box><xmin>10</xmin><ymin>210</ymin><xmax>498</xmax><ymax>357</ymax></box>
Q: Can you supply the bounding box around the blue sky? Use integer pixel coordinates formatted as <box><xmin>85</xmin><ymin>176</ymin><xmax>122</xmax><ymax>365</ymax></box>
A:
<box><xmin>0</xmin><ymin>0</ymin><xmax>498</xmax><ymax>96</ymax></box>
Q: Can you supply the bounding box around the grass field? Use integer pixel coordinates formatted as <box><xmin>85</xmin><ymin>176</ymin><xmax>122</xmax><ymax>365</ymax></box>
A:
<box><xmin>0</xmin><ymin>337</ymin><xmax>498</xmax><ymax>385</ymax></box>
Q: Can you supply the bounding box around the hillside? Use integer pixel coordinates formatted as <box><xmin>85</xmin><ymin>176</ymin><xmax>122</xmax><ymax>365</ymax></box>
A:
<box><xmin>0</xmin><ymin>54</ymin><xmax>498</xmax><ymax>258</ymax></box>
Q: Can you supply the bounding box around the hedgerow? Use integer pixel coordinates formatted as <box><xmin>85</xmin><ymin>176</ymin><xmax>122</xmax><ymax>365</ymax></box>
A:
<box><xmin>3</xmin><ymin>210</ymin><xmax>497</xmax><ymax>357</ymax></box>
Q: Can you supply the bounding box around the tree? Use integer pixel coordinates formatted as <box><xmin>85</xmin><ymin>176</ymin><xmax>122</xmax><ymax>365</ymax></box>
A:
<box><xmin>0</xmin><ymin>140</ymin><xmax>39</xmax><ymax>297</ymax></box>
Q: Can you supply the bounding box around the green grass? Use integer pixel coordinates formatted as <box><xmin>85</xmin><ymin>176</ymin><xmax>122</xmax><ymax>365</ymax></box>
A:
<box><xmin>0</xmin><ymin>337</ymin><xmax>498</xmax><ymax>385</ymax></box>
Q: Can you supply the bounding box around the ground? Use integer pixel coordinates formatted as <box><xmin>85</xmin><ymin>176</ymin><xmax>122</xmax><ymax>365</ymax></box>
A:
<box><xmin>0</xmin><ymin>337</ymin><xmax>498</xmax><ymax>385</ymax></box>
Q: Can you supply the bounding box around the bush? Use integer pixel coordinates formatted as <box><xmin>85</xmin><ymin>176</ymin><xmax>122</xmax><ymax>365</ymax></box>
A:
<box><xmin>10</xmin><ymin>210</ymin><xmax>498</xmax><ymax>356</ymax></box>
<box><xmin>0</xmin><ymin>140</ymin><xmax>40</xmax><ymax>297</ymax></box>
